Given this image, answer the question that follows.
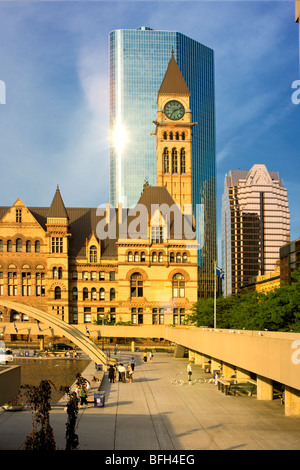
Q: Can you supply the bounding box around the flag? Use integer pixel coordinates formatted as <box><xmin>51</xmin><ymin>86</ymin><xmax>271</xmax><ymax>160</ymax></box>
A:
<box><xmin>13</xmin><ymin>322</ymin><xmax>18</xmax><ymax>333</ymax></box>
<box><xmin>85</xmin><ymin>325</ymin><xmax>90</xmax><ymax>335</ymax></box>
<box><xmin>216</xmin><ymin>266</ymin><xmax>225</xmax><ymax>280</ymax></box>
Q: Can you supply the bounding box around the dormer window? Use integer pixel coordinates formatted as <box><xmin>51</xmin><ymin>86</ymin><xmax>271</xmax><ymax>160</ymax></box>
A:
<box><xmin>151</xmin><ymin>226</ymin><xmax>164</xmax><ymax>243</ymax></box>
<box><xmin>16</xmin><ymin>209</ymin><xmax>22</xmax><ymax>223</ymax></box>
<box><xmin>89</xmin><ymin>245</ymin><xmax>97</xmax><ymax>263</ymax></box>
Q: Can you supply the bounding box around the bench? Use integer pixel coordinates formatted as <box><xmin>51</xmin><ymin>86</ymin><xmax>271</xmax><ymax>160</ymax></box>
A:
<box><xmin>217</xmin><ymin>378</ymin><xmax>231</xmax><ymax>395</ymax></box>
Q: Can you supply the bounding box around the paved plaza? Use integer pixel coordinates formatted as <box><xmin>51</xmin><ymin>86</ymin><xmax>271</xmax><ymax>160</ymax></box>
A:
<box><xmin>0</xmin><ymin>351</ymin><xmax>300</xmax><ymax>451</ymax></box>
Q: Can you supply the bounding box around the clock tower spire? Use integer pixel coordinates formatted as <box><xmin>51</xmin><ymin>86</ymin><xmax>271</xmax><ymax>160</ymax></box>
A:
<box><xmin>153</xmin><ymin>52</ymin><xmax>197</xmax><ymax>212</ymax></box>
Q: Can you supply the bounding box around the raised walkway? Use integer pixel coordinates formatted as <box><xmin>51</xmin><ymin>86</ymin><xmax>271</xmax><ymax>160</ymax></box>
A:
<box><xmin>1</xmin><ymin>352</ymin><xmax>300</xmax><ymax>451</ymax></box>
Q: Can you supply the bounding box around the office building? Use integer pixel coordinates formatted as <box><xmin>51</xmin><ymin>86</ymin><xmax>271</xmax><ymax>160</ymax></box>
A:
<box><xmin>222</xmin><ymin>164</ymin><xmax>290</xmax><ymax>296</ymax></box>
<box><xmin>109</xmin><ymin>27</ymin><xmax>216</xmax><ymax>297</ymax></box>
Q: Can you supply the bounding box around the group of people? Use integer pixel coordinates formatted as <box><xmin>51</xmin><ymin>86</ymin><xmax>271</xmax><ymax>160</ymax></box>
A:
<box><xmin>108</xmin><ymin>357</ymin><xmax>136</xmax><ymax>384</ymax></box>
<box><xmin>143</xmin><ymin>350</ymin><xmax>154</xmax><ymax>363</ymax></box>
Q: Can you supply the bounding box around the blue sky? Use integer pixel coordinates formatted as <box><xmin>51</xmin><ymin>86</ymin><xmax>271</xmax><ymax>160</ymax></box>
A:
<box><xmin>0</xmin><ymin>1</ymin><xmax>299</xmax><ymax>258</ymax></box>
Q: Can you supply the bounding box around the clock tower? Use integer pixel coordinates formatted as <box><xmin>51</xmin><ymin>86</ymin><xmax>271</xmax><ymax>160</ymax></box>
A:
<box><xmin>153</xmin><ymin>50</ymin><xmax>197</xmax><ymax>212</ymax></box>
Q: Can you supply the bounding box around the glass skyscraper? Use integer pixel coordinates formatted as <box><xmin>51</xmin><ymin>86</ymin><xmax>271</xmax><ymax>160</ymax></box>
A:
<box><xmin>109</xmin><ymin>27</ymin><xmax>216</xmax><ymax>297</ymax></box>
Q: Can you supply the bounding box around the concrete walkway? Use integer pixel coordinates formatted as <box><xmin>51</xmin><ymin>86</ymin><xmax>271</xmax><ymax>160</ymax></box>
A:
<box><xmin>1</xmin><ymin>351</ymin><xmax>300</xmax><ymax>451</ymax></box>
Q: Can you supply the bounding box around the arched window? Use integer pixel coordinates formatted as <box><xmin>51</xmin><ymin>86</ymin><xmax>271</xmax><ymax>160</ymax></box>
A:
<box><xmin>110</xmin><ymin>288</ymin><xmax>116</xmax><ymax>301</ymax></box>
<box><xmin>180</xmin><ymin>148</ymin><xmax>186</xmax><ymax>174</ymax></box>
<box><xmin>91</xmin><ymin>287</ymin><xmax>97</xmax><ymax>301</ymax></box>
<box><xmin>89</xmin><ymin>245</ymin><xmax>97</xmax><ymax>263</ymax></box>
<box><xmin>181</xmin><ymin>132</ymin><xmax>185</xmax><ymax>141</ymax></box>
<box><xmin>83</xmin><ymin>287</ymin><xmax>88</xmax><ymax>301</ymax></box>
<box><xmin>0</xmin><ymin>239</ymin><xmax>3</xmax><ymax>252</ymax></box>
<box><xmin>35</xmin><ymin>241</ymin><xmax>40</xmax><ymax>253</ymax></box>
<box><xmin>134</xmin><ymin>251</ymin><xmax>139</xmax><ymax>262</ymax></box>
<box><xmin>176</xmin><ymin>252</ymin><xmax>181</xmax><ymax>263</ymax></box>
<box><xmin>169</xmin><ymin>131</ymin><xmax>173</xmax><ymax>140</ymax></box>
<box><xmin>172</xmin><ymin>273</ymin><xmax>185</xmax><ymax>298</ymax></box>
<box><xmin>128</xmin><ymin>251</ymin><xmax>133</xmax><ymax>262</ymax></box>
<box><xmin>7</xmin><ymin>240</ymin><xmax>12</xmax><ymax>252</ymax></box>
<box><xmin>54</xmin><ymin>286</ymin><xmax>61</xmax><ymax>300</ymax></box>
<box><xmin>152</xmin><ymin>252</ymin><xmax>157</xmax><ymax>263</ymax></box>
<box><xmin>163</xmin><ymin>148</ymin><xmax>169</xmax><ymax>174</ymax></box>
<box><xmin>16</xmin><ymin>238</ymin><xmax>22</xmax><ymax>252</ymax></box>
<box><xmin>182</xmin><ymin>252</ymin><xmax>188</xmax><ymax>263</ymax></box>
<box><xmin>58</xmin><ymin>267</ymin><xmax>62</xmax><ymax>279</ymax></box>
<box><xmin>99</xmin><ymin>288</ymin><xmax>105</xmax><ymax>301</ymax></box>
<box><xmin>175</xmin><ymin>132</ymin><xmax>180</xmax><ymax>140</ymax></box>
<box><xmin>171</xmin><ymin>148</ymin><xmax>178</xmax><ymax>174</ymax></box>
<box><xmin>170</xmin><ymin>252</ymin><xmax>175</xmax><ymax>263</ymax></box>
<box><xmin>26</xmin><ymin>240</ymin><xmax>31</xmax><ymax>253</ymax></box>
<box><xmin>52</xmin><ymin>267</ymin><xmax>58</xmax><ymax>279</ymax></box>
<box><xmin>130</xmin><ymin>273</ymin><xmax>143</xmax><ymax>297</ymax></box>
<box><xmin>163</xmin><ymin>131</ymin><xmax>167</xmax><ymax>140</ymax></box>
<box><xmin>72</xmin><ymin>287</ymin><xmax>78</xmax><ymax>301</ymax></box>
<box><xmin>158</xmin><ymin>252</ymin><xmax>163</xmax><ymax>263</ymax></box>
<box><xmin>140</xmin><ymin>252</ymin><xmax>146</xmax><ymax>262</ymax></box>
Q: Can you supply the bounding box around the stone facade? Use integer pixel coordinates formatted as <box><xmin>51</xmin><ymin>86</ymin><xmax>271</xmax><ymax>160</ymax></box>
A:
<box><xmin>0</xmin><ymin>54</ymin><xmax>198</xmax><ymax>334</ymax></box>
<box><xmin>0</xmin><ymin>187</ymin><xmax>198</xmax><ymax>330</ymax></box>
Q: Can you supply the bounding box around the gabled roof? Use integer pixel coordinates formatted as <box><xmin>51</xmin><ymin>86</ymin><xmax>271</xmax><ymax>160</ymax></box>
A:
<box><xmin>136</xmin><ymin>185</ymin><xmax>195</xmax><ymax>240</ymax></box>
<box><xmin>47</xmin><ymin>186</ymin><xmax>69</xmax><ymax>219</ymax></box>
<box><xmin>158</xmin><ymin>50</ymin><xmax>190</xmax><ymax>96</ymax></box>
<box><xmin>0</xmin><ymin>184</ymin><xmax>195</xmax><ymax>260</ymax></box>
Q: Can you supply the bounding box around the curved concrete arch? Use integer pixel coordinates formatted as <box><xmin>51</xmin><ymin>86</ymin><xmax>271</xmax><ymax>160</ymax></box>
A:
<box><xmin>0</xmin><ymin>300</ymin><xmax>108</xmax><ymax>366</ymax></box>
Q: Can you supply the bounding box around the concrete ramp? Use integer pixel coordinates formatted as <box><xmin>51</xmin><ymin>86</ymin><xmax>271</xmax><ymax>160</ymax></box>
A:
<box><xmin>0</xmin><ymin>300</ymin><xmax>108</xmax><ymax>366</ymax></box>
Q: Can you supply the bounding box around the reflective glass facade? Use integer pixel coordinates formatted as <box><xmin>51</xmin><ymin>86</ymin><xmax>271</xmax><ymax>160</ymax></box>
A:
<box><xmin>109</xmin><ymin>28</ymin><xmax>216</xmax><ymax>297</ymax></box>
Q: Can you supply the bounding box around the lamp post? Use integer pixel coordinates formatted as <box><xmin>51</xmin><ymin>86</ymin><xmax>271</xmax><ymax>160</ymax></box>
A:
<box><xmin>214</xmin><ymin>261</ymin><xmax>217</xmax><ymax>329</ymax></box>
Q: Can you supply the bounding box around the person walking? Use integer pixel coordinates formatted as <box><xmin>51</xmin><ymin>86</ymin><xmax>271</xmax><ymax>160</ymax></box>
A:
<box><xmin>143</xmin><ymin>352</ymin><xmax>147</xmax><ymax>363</ymax></box>
<box><xmin>117</xmin><ymin>363</ymin><xmax>122</xmax><ymax>382</ymax></box>
<box><xmin>187</xmin><ymin>362</ymin><xmax>192</xmax><ymax>384</ymax></box>
<box><xmin>119</xmin><ymin>363</ymin><xmax>126</xmax><ymax>383</ymax></box>
<box><xmin>126</xmin><ymin>364</ymin><xmax>132</xmax><ymax>382</ymax></box>
<box><xmin>130</xmin><ymin>357</ymin><xmax>136</xmax><ymax>371</ymax></box>
<box><xmin>108</xmin><ymin>365</ymin><xmax>115</xmax><ymax>383</ymax></box>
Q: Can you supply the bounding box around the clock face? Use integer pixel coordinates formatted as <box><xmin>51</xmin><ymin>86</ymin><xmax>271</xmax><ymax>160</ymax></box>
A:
<box><xmin>164</xmin><ymin>100</ymin><xmax>185</xmax><ymax>120</ymax></box>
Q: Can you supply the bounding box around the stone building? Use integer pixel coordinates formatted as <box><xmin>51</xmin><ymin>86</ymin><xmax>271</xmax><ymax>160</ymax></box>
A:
<box><xmin>0</xmin><ymin>54</ymin><xmax>198</xmax><ymax>334</ymax></box>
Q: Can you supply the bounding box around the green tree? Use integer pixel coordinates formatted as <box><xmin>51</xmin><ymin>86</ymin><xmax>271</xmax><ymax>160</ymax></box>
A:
<box><xmin>186</xmin><ymin>297</ymin><xmax>214</xmax><ymax>327</ymax></box>
<box><xmin>187</xmin><ymin>268</ymin><xmax>300</xmax><ymax>332</ymax></box>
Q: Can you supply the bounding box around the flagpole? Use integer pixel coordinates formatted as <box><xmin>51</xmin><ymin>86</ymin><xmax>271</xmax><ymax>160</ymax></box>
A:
<box><xmin>214</xmin><ymin>260</ymin><xmax>217</xmax><ymax>329</ymax></box>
